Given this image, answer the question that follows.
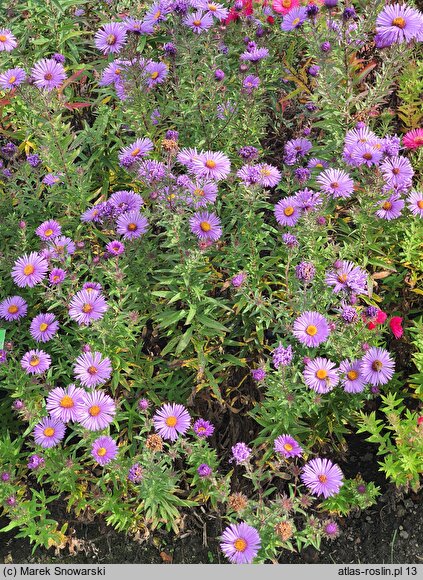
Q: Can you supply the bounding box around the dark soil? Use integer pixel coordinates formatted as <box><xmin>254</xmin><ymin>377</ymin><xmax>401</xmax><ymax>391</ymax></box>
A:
<box><xmin>1</xmin><ymin>435</ymin><xmax>422</xmax><ymax>565</ymax></box>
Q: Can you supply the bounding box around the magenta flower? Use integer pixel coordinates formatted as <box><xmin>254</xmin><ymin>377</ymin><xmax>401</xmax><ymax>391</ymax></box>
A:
<box><xmin>94</xmin><ymin>23</ymin><xmax>127</xmax><ymax>54</ymax></box>
<box><xmin>153</xmin><ymin>403</ymin><xmax>191</xmax><ymax>442</ymax></box>
<box><xmin>33</xmin><ymin>416</ymin><xmax>66</xmax><ymax>448</ymax></box>
<box><xmin>29</xmin><ymin>313</ymin><xmax>59</xmax><ymax>342</ymax></box>
<box><xmin>0</xmin><ymin>296</ymin><xmax>27</xmax><ymax>321</ymax></box>
<box><xmin>375</xmin><ymin>3</ymin><xmax>422</xmax><ymax>45</ymax></box>
<box><xmin>220</xmin><ymin>522</ymin><xmax>261</xmax><ymax>564</ymax></box>
<box><xmin>184</xmin><ymin>11</ymin><xmax>214</xmax><ymax>34</ymax></box>
<box><xmin>145</xmin><ymin>61</ymin><xmax>168</xmax><ymax>88</ymax></box>
<box><xmin>303</xmin><ymin>357</ymin><xmax>339</xmax><ymax>393</ymax></box>
<box><xmin>274</xmin><ymin>197</ymin><xmax>301</xmax><ymax>227</ymax></box>
<box><xmin>191</xmin><ymin>151</ymin><xmax>231</xmax><ymax>181</ymax></box>
<box><xmin>301</xmin><ymin>458</ymin><xmax>344</xmax><ymax>498</ymax></box>
<box><xmin>46</xmin><ymin>384</ymin><xmax>85</xmax><ymax>423</ymax></box>
<box><xmin>11</xmin><ymin>252</ymin><xmax>48</xmax><ymax>288</ymax></box>
<box><xmin>21</xmin><ymin>349</ymin><xmax>51</xmax><ymax>375</ymax></box>
<box><xmin>116</xmin><ymin>211</ymin><xmax>149</xmax><ymax>240</ymax></box>
<box><xmin>375</xmin><ymin>193</ymin><xmax>404</xmax><ymax>220</ymax></box>
<box><xmin>189</xmin><ymin>211</ymin><xmax>222</xmax><ymax>241</ymax></box>
<box><xmin>0</xmin><ymin>29</ymin><xmax>17</xmax><ymax>52</ymax></box>
<box><xmin>317</xmin><ymin>168</ymin><xmax>354</xmax><ymax>199</ymax></box>
<box><xmin>0</xmin><ymin>67</ymin><xmax>26</xmax><ymax>90</ymax></box>
<box><xmin>193</xmin><ymin>418</ymin><xmax>215</xmax><ymax>438</ymax></box>
<box><xmin>73</xmin><ymin>351</ymin><xmax>112</xmax><ymax>388</ymax></box>
<box><xmin>76</xmin><ymin>390</ymin><xmax>116</xmax><ymax>431</ymax></box>
<box><xmin>403</xmin><ymin>128</ymin><xmax>423</xmax><ymax>150</ymax></box>
<box><xmin>360</xmin><ymin>347</ymin><xmax>395</xmax><ymax>386</ymax></box>
<box><xmin>274</xmin><ymin>434</ymin><xmax>303</xmax><ymax>458</ymax></box>
<box><xmin>407</xmin><ymin>190</ymin><xmax>423</xmax><ymax>217</ymax></box>
<box><xmin>91</xmin><ymin>436</ymin><xmax>118</xmax><ymax>466</ymax></box>
<box><xmin>339</xmin><ymin>359</ymin><xmax>366</xmax><ymax>393</ymax></box>
<box><xmin>69</xmin><ymin>289</ymin><xmax>108</xmax><ymax>326</ymax></box>
<box><xmin>293</xmin><ymin>311</ymin><xmax>330</xmax><ymax>348</ymax></box>
<box><xmin>35</xmin><ymin>220</ymin><xmax>61</xmax><ymax>241</ymax></box>
<box><xmin>31</xmin><ymin>59</ymin><xmax>66</xmax><ymax>91</ymax></box>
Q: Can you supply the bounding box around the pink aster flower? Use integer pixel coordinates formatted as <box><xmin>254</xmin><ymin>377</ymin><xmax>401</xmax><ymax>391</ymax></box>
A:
<box><xmin>46</xmin><ymin>384</ymin><xmax>85</xmax><ymax>423</ymax></box>
<box><xmin>116</xmin><ymin>211</ymin><xmax>149</xmax><ymax>240</ymax></box>
<box><xmin>317</xmin><ymin>168</ymin><xmax>354</xmax><ymax>199</ymax></box>
<box><xmin>220</xmin><ymin>522</ymin><xmax>261</xmax><ymax>564</ymax></box>
<box><xmin>272</xmin><ymin>0</ymin><xmax>299</xmax><ymax>15</ymax></box>
<box><xmin>73</xmin><ymin>351</ymin><xmax>112</xmax><ymax>388</ymax></box>
<box><xmin>407</xmin><ymin>190</ymin><xmax>423</xmax><ymax>217</ymax></box>
<box><xmin>106</xmin><ymin>240</ymin><xmax>125</xmax><ymax>256</ymax></box>
<box><xmin>35</xmin><ymin>220</ymin><xmax>61</xmax><ymax>241</ymax></box>
<box><xmin>189</xmin><ymin>211</ymin><xmax>222</xmax><ymax>241</ymax></box>
<box><xmin>69</xmin><ymin>289</ymin><xmax>108</xmax><ymax>326</ymax></box>
<box><xmin>191</xmin><ymin>151</ymin><xmax>231</xmax><ymax>181</ymax></box>
<box><xmin>153</xmin><ymin>403</ymin><xmax>191</xmax><ymax>442</ymax></box>
<box><xmin>274</xmin><ymin>434</ymin><xmax>303</xmax><ymax>458</ymax></box>
<box><xmin>21</xmin><ymin>349</ymin><xmax>51</xmax><ymax>375</ymax></box>
<box><xmin>403</xmin><ymin>128</ymin><xmax>423</xmax><ymax>150</ymax></box>
<box><xmin>11</xmin><ymin>252</ymin><xmax>48</xmax><ymax>288</ymax></box>
<box><xmin>91</xmin><ymin>436</ymin><xmax>118</xmax><ymax>466</ymax></box>
<box><xmin>274</xmin><ymin>197</ymin><xmax>300</xmax><ymax>227</ymax></box>
<box><xmin>76</xmin><ymin>390</ymin><xmax>116</xmax><ymax>431</ymax></box>
<box><xmin>31</xmin><ymin>58</ymin><xmax>66</xmax><ymax>91</ymax></box>
<box><xmin>0</xmin><ymin>29</ymin><xmax>17</xmax><ymax>52</ymax></box>
<box><xmin>33</xmin><ymin>416</ymin><xmax>66</xmax><ymax>448</ymax></box>
<box><xmin>293</xmin><ymin>311</ymin><xmax>330</xmax><ymax>348</ymax></box>
<box><xmin>360</xmin><ymin>347</ymin><xmax>395</xmax><ymax>386</ymax></box>
<box><xmin>303</xmin><ymin>357</ymin><xmax>339</xmax><ymax>393</ymax></box>
<box><xmin>29</xmin><ymin>313</ymin><xmax>59</xmax><ymax>342</ymax></box>
<box><xmin>0</xmin><ymin>296</ymin><xmax>28</xmax><ymax>321</ymax></box>
<box><xmin>0</xmin><ymin>67</ymin><xmax>26</xmax><ymax>90</ymax></box>
<box><xmin>301</xmin><ymin>458</ymin><xmax>344</xmax><ymax>498</ymax></box>
<box><xmin>94</xmin><ymin>23</ymin><xmax>127</xmax><ymax>55</ymax></box>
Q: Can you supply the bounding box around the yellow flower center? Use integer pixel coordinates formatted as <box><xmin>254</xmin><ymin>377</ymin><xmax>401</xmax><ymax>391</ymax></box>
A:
<box><xmin>194</xmin><ymin>188</ymin><xmax>205</xmax><ymax>197</ymax></box>
<box><xmin>39</xmin><ymin>323</ymin><xmax>48</xmax><ymax>332</ymax></box>
<box><xmin>284</xmin><ymin>206</ymin><xmax>294</xmax><ymax>216</ymax></box>
<box><xmin>392</xmin><ymin>17</ymin><xmax>406</xmax><ymax>29</ymax></box>
<box><xmin>82</xmin><ymin>303</ymin><xmax>93</xmax><ymax>313</ymax></box>
<box><xmin>151</xmin><ymin>71</ymin><xmax>159</xmax><ymax>79</ymax></box>
<box><xmin>87</xmin><ymin>366</ymin><xmax>98</xmax><ymax>375</ymax></box>
<box><xmin>382</xmin><ymin>201</ymin><xmax>392</xmax><ymax>210</ymax></box>
<box><xmin>197</xmin><ymin>426</ymin><xmax>206</xmax><ymax>433</ymax></box>
<box><xmin>115</xmin><ymin>69</ymin><xmax>121</xmax><ymax>75</ymax></box>
<box><xmin>347</xmin><ymin>370</ymin><xmax>358</xmax><ymax>380</ymax></box>
<box><xmin>234</xmin><ymin>538</ymin><xmax>247</xmax><ymax>552</ymax></box>
<box><xmin>165</xmin><ymin>416</ymin><xmax>177</xmax><ymax>427</ymax></box>
<box><xmin>30</xmin><ymin>356</ymin><xmax>40</xmax><ymax>367</ymax></box>
<box><xmin>315</xmin><ymin>163</ymin><xmax>323</xmax><ymax>168</ymax></box>
<box><xmin>200</xmin><ymin>221</ymin><xmax>211</xmax><ymax>232</ymax></box>
<box><xmin>106</xmin><ymin>34</ymin><xmax>116</xmax><ymax>45</ymax></box>
<box><xmin>414</xmin><ymin>136</ymin><xmax>423</xmax><ymax>145</ymax></box>
<box><xmin>193</xmin><ymin>19</ymin><xmax>202</xmax><ymax>25</ymax></box>
<box><xmin>292</xmin><ymin>17</ymin><xmax>300</xmax><ymax>26</ymax></box>
<box><xmin>305</xmin><ymin>324</ymin><xmax>317</xmax><ymax>336</ymax></box>
<box><xmin>44</xmin><ymin>427</ymin><xmax>55</xmax><ymax>437</ymax></box>
<box><xmin>9</xmin><ymin>75</ymin><xmax>16</xmax><ymax>83</ymax></box>
<box><xmin>0</xmin><ymin>35</ymin><xmax>7</xmax><ymax>42</ymax></box>
<box><xmin>208</xmin><ymin>3</ymin><xmax>217</xmax><ymax>10</ymax></box>
<box><xmin>372</xmin><ymin>360</ymin><xmax>383</xmax><ymax>371</ymax></box>
<box><xmin>44</xmin><ymin>228</ymin><xmax>54</xmax><ymax>237</ymax></box>
<box><xmin>318</xmin><ymin>474</ymin><xmax>327</xmax><ymax>483</ymax></box>
<box><xmin>337</xmin><ymin>273</ymin><xmax>348</xmax><ymax>283</ymax></box>
<box><xmin>283</xmin><ymin>443</ymin><xmax>293</xmax><ymax>451</ymax></box>
<box><xmin>260</xmin><ymin>168</ymin><xmax>271</xmax><ymax>176</ymax></box>
<box><xmin>282</xmin><ymin>0</ymin><xmax>291</xmax><ymax>6</ymax></box>
<box><xmin>8</xmin><ymin>304</ymin><xmax>19</xmax><ymax>314</ymax></box>
<box><xmin>154</xmin><ymin>10</ymin><xmax>161</xmax><ymax>19</ymax></box>
<box><xmin>128</xmin><ymin>223</ymin><xmax>137</xmax><ymax>231</ymax></box>
<box><xmin>60</xmin><ymin>395</ymin><xmax>74</xmax><ymax>409</ymax></box>
<box><xmin>205</xmin><ymin>159</ymin><xmax>216</xmax><ymax>169</ymax></box>
<box><xmin>417</xmin><ymin>200</ymin><xmax>423</xmax><ymax>209</ymax></box>
<box><xmin>363</xmin><ymin>153</ymin><xmax>373</xmax><ymax>160</ymax></box>
<box><xmin>89</xmin><ymin>405</ymin><xmax>101</xmax><ymax>417</ymax></box>
<box><xmin>316</xmin><ymin>369</ymin><xmax>328</xmax><ymax>380</ymax></box>
<box><xmin>131</xmin><ymin>147</ymin><xmax>140</xmax><ymax>157</ymax></box>
<box><xmin>24</xmin><ymin>264</ymin><xmax>35</xmax><ymax>276</ymax></box>
<box><xmin>97</xmin><ymin>447</ymin><xmax>107</xmax><ymax>457</ymax></box>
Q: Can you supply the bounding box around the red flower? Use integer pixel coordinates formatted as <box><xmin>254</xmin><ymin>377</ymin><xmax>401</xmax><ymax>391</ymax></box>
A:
<box><xmin>267</xmin><ymin>15</ymin><xmax>275</xmax><ymax>23</ymax></box>
<box><xmin>366</xmin><ymin>309</ymin><xmax>387</xmax><ymax>330</ymax></box>
<box><xmin>417</xmin><ymin>416</ymin><xmax>423</xmax><ymax>426</ymax></box>
<box><xmin>389</xmin><ymin>316</ymin><xmax>403</xmax><ymax>339</ymax></box>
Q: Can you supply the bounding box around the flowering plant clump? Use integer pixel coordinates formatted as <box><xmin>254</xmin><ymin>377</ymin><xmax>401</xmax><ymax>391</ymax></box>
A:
<box><xmin>0</xmin><ymin>0</ymin><xmax>422</xmax><ymax>565</ymax></box>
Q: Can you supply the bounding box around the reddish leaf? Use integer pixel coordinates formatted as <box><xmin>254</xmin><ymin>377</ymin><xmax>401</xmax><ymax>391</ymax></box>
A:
<box><xmin>63</xmin><ymin>102</ymin><xmax>92</xmax><ymax>110</ymax></box>
<box><xmin>58</xmin><ymin>69</ymin><xmax>86</xmax><ymax>94</ymax></box>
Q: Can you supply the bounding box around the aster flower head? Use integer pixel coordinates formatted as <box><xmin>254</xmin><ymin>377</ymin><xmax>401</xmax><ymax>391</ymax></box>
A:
<box><xmin>272</xmin><ymin>343</ymin><xmax>293</xmax><ymax>368</ymax></box>
<box><xmin>69</xmin><ymin>289</ymin><xmax>108</xmax><ymax>326</ymax></box>
<box><xmin>231</xmin><ymin>272</ymin><xmax>247</xmax><ymax>287</ymax></box>
<box><xmin>231</xmin><ymin>442</ymin><xmax>252</xmax><ymax>464</ymax></box>
<box><xmin>375</xmin><ymin>4</ymin><xmax>422</xmax><ymax>46</ymax></box>
<box><xmin>317</xmin><ymin>168</ymin><xmax>354</xmax><ymax>199</ymax></box>
<box><xmin>293</xmin><ymin>311</ymin><xmax>330</xmax><ymax>348</ymax></box>
<box><xmin>360</xmin><ymin>347</ymin><xmax>395</xmax><ymax>386</ymax></box>
<box><xmin>282</xmin><ymin>233</ymin><xmax>299</xmax><ymax>248</ymax></box>
<box><xmin>109</xmin><ymin>190</ymin><xmax>144</xmax><ymax>215</ymax></box>
<box><xmin>284</xmin><ymin>137</ymin><xmax>312</xmax><ymax>160</ymax></box>
<box><xmin>274</xmin><ymin>197</ymin><xmax>301</xmax><ymax>227</ymax></box>
<box><xmin>30</xmin><ymin>313</ymin><xmax>59</xmax><ymax>342</ymax></box>
<box><xmin>35</xmin><ymin>220</ymin><xmax>61</xmax><ymax>241</ymax></box>
<box><xmin>46</xmin><ymin>384</ymin><xmax>85</xmax><ymax>423</ymax></box>
<box><xmin>251</xmin><ymin>368</ymin><xmax>266</xmax><ymax>381</ymax></box>
<box><xmin>220</xmin><ymin>522</ymin><xmax>261</xmax><ymax>564</ymax></box>
<box><xmin>201</xmin><ymin>0</ymin><xmax>229</xmax><ymax>20</ymax></box>
<box><xmin>0</xmin><ymin>67</ymin><xmax>26</xmax><ymax>90</ymax></box>
<box><xmin>272</xmin><ymin>0</ymin><xmax>299</xmax><ymax>15</ymax></box>
<box><xmin>73</xmin><ymin>351</ymin><xmax>112</xmax><ymax>388</ymax></box>
<box><xmin>295</xmin><ymin>261</ymin><xmax>316</xmax><ymax>283</ymax></box>
<box><xmin>186</xmin><ymin>179</ymin><xmax>218</xmax><ymax>207</ymax></box>
<box><xmin>21</xmin><ymin>349</ymin><xmax>51</xmax><ymax>375</ymax></box>
<box><xmin>31</xmin><ymin>59</ymin><xmax>66</xmax><ymax>91</ymax></box>
<box><xmin>303</xmin><ymin>357</ymin><xmax>339</xmax><ymax>393</ymax></box>
<box><xmin>116</xmin><ymin>211</ymin><xmax>149</xmax><ymax>240</ymax></box>
<box><xmin>94</xmin><ymin>23</ymin><xmax>127</xmax><ymax>54</ymax></box>
<box><xmin>238</xmin><ymin>146</ymin><xmax>259</xmax><ymax>161</ymax></box>
<box><xmin>351</xmin><ymin>143</ymin><xmax>383</xmax><ymax>167</ymax></box>
<box><xmin>381</xmin><ymin>156</ymin><xmax>414</xmax><ymax>188</ymax></box>
<box><xmin>0</xmin><ymin>296</ymin><xmax>28</xmax><ymax>321</ymax></box>
<box><xmin>243</xmin><ymin>74</ymin><xmax>260</xmax><ymax>94</ymax></box>
<box><xmin>27</xmin><ymin>454</ymin><xmax>45</xmax><ymax>470</ymax></box>
<box><xmin>281</xmin><ymin>6</ymin><xmax>308</xmax><ymax>31</ymax></box>
<box><xmin>11</xmin><ymin>252</ymin><xmax>48</xmax><ymax>288</ymax></box>
<box><xmin>118</xmin><ymin>138</ymin><xmax>153</xmax><ymax>167</ymax></box>
<box><xmin>376</xmin><ymin>192</ymin><xmax>404</xmax><ymax>220</ymax></box>
<box><xmin>191</xmin><ymin>150</ymin><xmax>231</xmax><ymax>181</ymax></box>
<box><xmin>256</xmin><ymin>163</ymin><xmax>281</xmax><ymax>188</ymax></box>
<box><xmin>403</xmin><ymin>128</ymin><xmax>423</xmax><ymax>150</ymax></box>
<box><xmin>339</xmin><ymin>359</ymin><xmax>366</xmax><ymax>393</ymax></box>
<box><xmin>301</xmin><ymin>458</ymin><xmax>344</xmax><ymax>498</ymax></box>
<box><xmin>47</xmin><ymin>236</ymin><xmax>76</xmax><ymax>258</ymax></box>
<box><xmin>91</xmin><ymin>436</ymin><xmax>118</xmax><ymax>466</ymax></box>
<box><xmin>184</xmin><ymin>10</ymin><xmax>214</xmax><ymax>33</ymax></box>
<box><xmin>274</xmin><ymin>434</ymin><xmax>303</xmax><ymax>458</ymax></box>
<box><xmin>0</xmin><ymin>29</ymin><xmax>17</xmax><ymax>51</ymax></box>
<box><xmin>323</xmin><ymin>520</ymin><xmax>340</xmax><ymax>539</ymax></box>
<box><xmin>76</xmin><ymin>390</ymin><xmax>116</xmax><ymax>431</ymax></box>
<box><xmin>106</xmin><ymin>240</ymin><xmax>125</xmax><ymax>256</ymax></box>
<box><xmin>407</xmin><ymin>190</ymin><xmax>423</xmax><ymax>217</ymax></box>
<box><xmin>27</xmin><ymin>153</ymin><xmax>41</xmax><ymax>167</ymax></box>
<box><xmin>145</xmin><ymin>61</ymin><xmax>168</xmax><ymax>88</ymax></box>
<box><xmin>128</xmin><ymin>463</ymin><xmax>144</xmax><ymax>483</ymax></box>
<box><xmin>189</xmin><ymin>211</ymin><xmax>222</xmax><ymax>241</ymax></box>
<box><xmin>33</xmin><ymin>416</ymin><xmax>66</xmax><ymax>448</ymax></box>
<box><xmin>153</xmin><ymin>403</ymin><xmax>191</xmax><ymax>441</ymax></box>
<box><xmin>240</xmin><ymin>47</ymin><xmax>269</xmax><ymax>62</ymax></box>
<box><xmin>325</xmin><ymin>260</ymin><xmax>368</xmax><ymax>295</ymax></box>
<box><xmin>197</xmin><ymin>463</ymin><xmax>212</xmax><ymax>477</ymax></box>
<box><xmin>49</xmin><ymin>268</ymin><xmax>66</xmax><ymax>285</ymax></box>
<box><xmin>193</xmin><ymin>418</ymin><xmax>215</xmax><ymax>438</ymax></box>
<box><xmin>293</xmin><ymin>188</ymin><xmax>322</xmax><ymax>212</ymax></box>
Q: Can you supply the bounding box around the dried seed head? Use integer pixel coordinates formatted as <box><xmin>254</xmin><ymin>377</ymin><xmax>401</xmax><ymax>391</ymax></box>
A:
<box><xmin>228</xmin><ymin>492</ymin><xmax>248</xmax><ymax>512</ymax></box>
<box><xmin>146</xmin><ymin>434</ymin><xmax>163</xmax><ymax>452</ymax></box>
<box><xmin>274</xmin><ymin>520</ymin><xmax>294</xmax><ymax>541</ymax></box>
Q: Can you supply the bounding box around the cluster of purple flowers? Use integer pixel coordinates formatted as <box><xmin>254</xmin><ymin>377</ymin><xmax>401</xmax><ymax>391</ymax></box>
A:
<box><xmin>274</xmin><ymin>187</ymin><xmax>322</xmax><ymax>227</ymax></box>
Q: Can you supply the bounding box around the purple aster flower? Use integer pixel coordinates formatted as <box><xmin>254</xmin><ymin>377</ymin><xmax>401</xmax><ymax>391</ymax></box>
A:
<box><xmin>345</xmin><ymin>125</ymin><xmax>377</xmax><ymax>147</ymax></box>
<box><xmin>0</xmin><ymin>67</ymin><xmax>26</xmax><ymax>90</ymax></box>
<box><xmin>214</xmin><ymin>69</ymin><xmax>225</xmax><ymax>80</ymax></box>
<box><xmin>49</xmin><ymin>268</ymin><xmax>66</xmax><ymax>285</ymax></box>
<box><xmin>33</xmin><ymin>416</ymin><xmax>65</xmax><ymax>448</ymax></box>
<box><xmin>118</xmin><ymin>138</ymin><xmax>153</xmax><ymax>167</ymax></box>
<box><xmin>281</xmin><ymin>6</ymin><xmax>308</xmax><ymax>31</ymax></box>
<box><xmin>177</xmin><ymin>147</ymin><xmax>201</xmax><ymax>169</ymax></box>
<box><xmin>0</xmin><ymin>350</ymin><xmax>7</xmax><ymax>364</ymax></box>
<box><xmin>351</xmin><ymin>143</ymin><xmax>383</xmax><ymax>167</ymax></box>
<box><xmin>256</xmin><ymin>163</ymin><xmax>281</xmax><ymax>187</ymax></box>
<box><xmin>189</xmin><ymin>211</ymin><xmax>222</xmax><ymax>241</ymax></box>
<box><xmin>27</xmin><ymin>454</ymin><xmax>45</xmax><ymax>470</ymax></box>
<box><xmin>238</xmin><ymin>146</ymin><xmax>259</xmax><ymax>161</ymax></box>
<box><xmin>274</xmin><ymin>197</ymin><xmax>301</xmax><ymax>227</ymax></box>
<box><xmin>138</xmin><ymin>159</ymin><xmax>166</xmax><ymax>183</ymax></box>
<box><xmin>202</xmin><ymin>0</ymin><xmax>229</xmax><ymax>20</ymax></box>
<box><xmin>138</xmin><ymin>398</ymin><xmax>150</xmax><ymax>411</ymax></box>
<box><xmin>341</xmin><ymin>304</ymin><xmax>358</xmax><ymax>324</ymax></box>
<box><xmin>284</xmin><ymin>138</ymin><xmax>312</xmax><ymax>161</ymax></box>
<box><xmin>216</xmin><ymin>100</ymin><xmax>237</xmax><ymax>121</ymax></box>
<box><xmin>293</xmin><ymin>311</ymin><xmax>330</xmax><ymax>348</ymax></box>
<box><xmin>191</xmin><ymin>151</ymin><xmax>231</xmax><ymax>181</ymax></box>
<box><xmin>123</xmin><ymin>17</ymin><xmax>147</xmax><ymax>34</ymax></box>
<box><xmin>69</xmin><ymin>289</ymin><xmax>108</xmax><ymax>326</ymax></box>
<box><xmin>83</xmin><ymin>281</ymin><xmax>103</xmax><ymax>293</ymax></box>
<box><xmin>220</xmin><ymin>522</ymin><xmax>261</xmax><ymax>564</ymax></box>
<box><xmin>163</xmin><ymin>42</ymin><xmax>177</xmax><ymax>56</ymax></box>
<box><xmin>243</xmin><ymin>75</ymin><xmax>260</xmax><ymax>93</ymax></box>
<box><xmin>31</xmin><ymin>59</ymin><xmax>66</xmax><ymax>91</ymax></box>
<box><xmin>407</xmin><ymin>190</ymin><xmax>423</xmax><ymax>217</ymax></box>
<box><xmin>308</xmin><ymin>65</ymin><xmax>320</xmax><ymax>77</ymax></box>
<box><xmin>237</xmin><ymin>164</ymin><xmax>261</xmax><ymax>186</ymax></box>
<box><xmin>274</xmin><ymin>434</ymin><xmax>303</xmax><ymax>458</ymax></box>
<box><xmin>240</xmin><ymin>47</ymin><xmax>269</xmax><ymax>62</ymax></box>
<box><xmin>116</xmin><ymin>211</ymin><xmax>149</xmax><ymax>240</ymax></box>
<box><xmin>193</xmin><ymin>419</ymin><xmax>215</xmax><ymax>438</ymax></box>
<box><xmin>360</xmin><ymin>347</ymin><xmax>395</xmax><ymax>386</ymax></box>
<box><xmin>282</xmin><ymin>233</ymin><xmax>299</xmax><ymax>248</ymax></box>
<box><xmin>303</xmin><ymin>357</ymin><xmax>339</xmax><ymax>393</ymax></box>
<box><xmin>27</xmin><ymin>153</ymin><xmax>41</xmax><ymax>167</ymax></box>
<box><xmin>0</xmin><ymin>296</ymin><xmax>27</xmax><ymax>321</ymax></box>
<box><xmin>42</xmin><ymin>173</ymin><xmax>63</xmax><ymax>186</ymax></box>
<box><xmin>91</xmin><ymin>436</ymin><xmax>118</xmax><ymax>466</ymax></box>
<box><xmin>293</xmin><ymin>188</ymin><xmax>322</xmax><ymax>212</ymax></box>
<box><xmin>99</xmin><ymin>60</ymin><xmax>130</xmax><ymax>86</ymax></box>
<box><xmin>375</xmin><ymin>193</ymin><xmax>404</xmax><ymax>220</ymax></box>
<box><xmin>184</xmin><ymin>10</ymin><xmax>214</xmax><ymax>33</ymax></box>
<box><xmin>109</xmin><ymin>190</ymin><xmax>144</xmax><ymax>214</ymax></box>
<box><xmin>231</xmin><ymin>442</ymin><xmax>252</xmax><ymax>464</ymax></box>
<box><xmin>0</xmin><ymin>29</ymin><xmax>17</xmax><ymax>52</ymax></box>
<box><xmin>106</xmin><ymin>240</ymin><xmax>125</xmax><ymax>256</ymax></box>
<box><xmin>11</xmin><ymin>252</ymin><xmax>48</xmax><ymax>288</ymax></box>
<box><xmin>35</xmin><ymin>220</ymin><xmax>61</xmax><ymax>241</ymax></box>
<box><xmin>231</xmin><ymin>272</ymin><xmax>247</xmax><ymax>287</ymax></box>
<box><xmin>128</xmin><ymin>463</ymin><xmax>144</xmax><ymax>483</ymax></box>
<box><xmin>272</xmin><ymin>343</ymin><xmax>293</xmax><ymax>368</ymax></box>
<box><xmin>186</xmin><ymin>179</ymin><xmax>218</xmax><ymax>207</ymax></box>
<box><xmin>145</xmin><ymin>61</ymin><xmax>168</xmax><ymax>88</ymax></box>
<box><xmin>73</xmin><ymin>351</ymin><xmax>112</xmax><ymax>388</ymax></box>
<box><xmin>251</xmin><ymin>368</ymin><xmax>266</xmax><ymax>381</ymax></box>
<box><xmin>197</xmin><ymin>463</ymin><xmax>212</xmax><ymax>477</ymax></box>
<box><xmin>76</xmin><ymin>390</ymin><xmax>116</xmax><ymax>431</ymax></box>
<box><xmin>317</xmin><ymin>168</ymin><xmax>354</xmax><ymax>199</ymax></box>
<box><xmin>375</xmin><ymin>4</ymin><xmax>422</xmax><ymax>45</ymax></box>
<box><xmin>1</xmin><ymin>471</ymin><xmax>11</xmax><ymax>481</ymax></box>
<box><xmin>30</xmin><ymin>313</ymin><xmax>59</xmax><ymax>342</ymax></box>
<box><xmin>150</xmin><ymin>108</ymin><xmax>161</xmax><ymax>125</ymax></box>
<box><xmin>52</xmin><ymin>53</ymin><xmax>65</xmax><ymax>63</ymax></box>
<box><xmin>307</xmin><ymin>158</ymin><xmax>329</xmax><ymax>170</ymax></box>
<box><xmin>325</xmin><ymin>260</ymin><xmax>368</xmax><ymax>295</ymax></box>
<box><xmin>46</xmin><ymin>384</ymin><xmax>85</xmax><ymax>423</ymax></box>
<box><xmin>143</xmin><ymin>2</ymin><xmax>171</xmax><ymax>25</ymax></box>
<box><xmin>381</xmin><ymin>156</ymin><xmax>414</xmax><ymax>188</ymax></box>
<box><xmin>295</xmin><ymin>167</ymin><xmax>311</xmax><ymax>183</ymax></box>
<box><xmin>301</xmin><ymin>458</ymin><xmax>343</xmax><ymax>498</ymax></box>
<box><xmin>295</xmin><ymin>261</ymin><xmax>316</xmax><ymax>283</ymax></box>
<box><xmin>21</xmin><ymin>349</ymin><xmax>51</xmax><ymax>375</ymax></box>
<box><xmin>339</xmin><ymin>359</ymin><xmax>366</xmax><ymax>393</ymax></box>
<box><xmin>323</xmin><ymin>520</ymin><xmax>340</xmax><ymax>539</ymax></box>
<box><xmin>153</xmin><ymin>403</ymin><xmax>191</xmax><ymax>441</ymax></box>
<box><xmin>94</xmin><ymin>23</ymin><xmax>127</xmax><ymax>54</ymax></box>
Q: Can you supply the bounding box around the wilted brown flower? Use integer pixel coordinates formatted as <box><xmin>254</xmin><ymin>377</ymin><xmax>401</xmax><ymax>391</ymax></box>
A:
<box><xmin>228</xmin><ymin>492</ymin><xmax>248</xmax><ymax>512</ymax></box>
<box><xmin>162</xmin><ymin>139</ymin><xmax>178</xmax><ymax>153</ymax></box>
<box><xmin>274</xmin><ymin>520</ymin><xmax>294</xmax><ymax>541</ymax></box>
<box><xmin>146</xmin><ymin>434</ymin><xmax>163</xmax><ymax>452</ymax></box>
